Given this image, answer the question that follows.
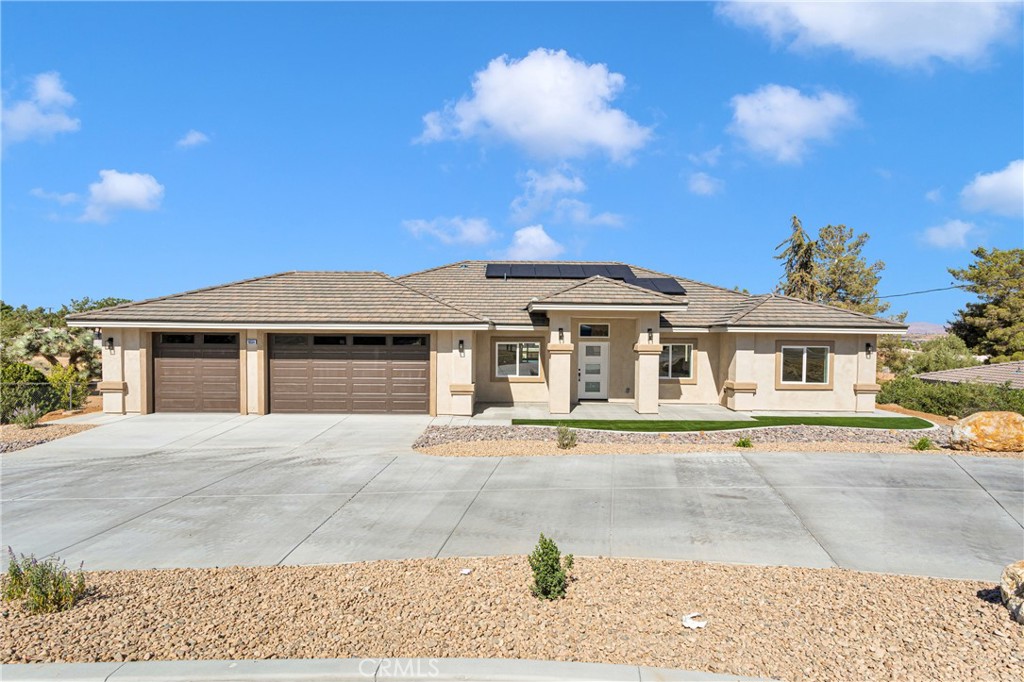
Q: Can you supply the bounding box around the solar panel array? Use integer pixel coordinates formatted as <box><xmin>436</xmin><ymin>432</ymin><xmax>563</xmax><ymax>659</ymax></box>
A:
<box><xmin>484</xmin><ymin>263</ymin><xmax>686</xmax><ymax>296</ymax></box>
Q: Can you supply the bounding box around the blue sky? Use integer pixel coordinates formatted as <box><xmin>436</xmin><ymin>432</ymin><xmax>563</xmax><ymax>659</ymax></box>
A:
<box><xmin>2</xmin><ymin>2</ymin><xmax>1022</xmax><ymax>325</ymax></box>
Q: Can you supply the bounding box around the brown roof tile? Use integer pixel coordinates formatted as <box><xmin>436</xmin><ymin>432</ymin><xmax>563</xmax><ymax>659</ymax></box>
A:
<box><xmin>718</xmin><ymin>294</ymin><xmax>907</xmax><ymax>330</ymax></box>
<box><xmin>915</xmin><ymin>361</ymin><xmax>1024</xmax><ymax>389</ymax></box>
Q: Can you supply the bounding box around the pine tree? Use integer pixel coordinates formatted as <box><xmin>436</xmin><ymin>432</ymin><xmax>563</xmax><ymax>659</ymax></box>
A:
<box><xmin>948</xmin><ymin>247</ymin><xmax>1024</xmax><ymax>362</ymax></box>
<box><xmin>773</xmin><ymin>216</ymin><xmax>817</xmax><ymax>300</ymax></box>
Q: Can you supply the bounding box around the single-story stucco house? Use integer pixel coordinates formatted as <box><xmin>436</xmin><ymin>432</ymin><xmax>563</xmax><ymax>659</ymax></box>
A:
<box><xmin>67</xmin><ymin>261</ymin><xmax>907</xmax><ymax>416</ymax></box>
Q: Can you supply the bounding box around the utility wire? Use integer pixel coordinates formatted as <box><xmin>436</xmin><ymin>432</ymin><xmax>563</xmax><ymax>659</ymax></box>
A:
<box><xmin>876</xmin><ymin>277</ymin><xmax>1017</xmax><ymax>300</ymax></box>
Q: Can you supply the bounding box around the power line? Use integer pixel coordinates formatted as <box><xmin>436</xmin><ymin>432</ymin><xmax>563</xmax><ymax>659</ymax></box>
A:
<box><xmin>876</xmin><ymin>277</ymin><xmax>1017</xmax><ymax>300</ymax></box>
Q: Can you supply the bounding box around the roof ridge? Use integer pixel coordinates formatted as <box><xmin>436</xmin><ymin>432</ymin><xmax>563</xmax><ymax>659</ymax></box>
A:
<box><xmin>771</xmin><ymin>293</ymin><xmax>907</xmax><ymax>325</ymax></box>
<box><xmin>385</xmin><ymin>274</ymin><xmax>489</xmax><ymax>322</ymax></box>
<box><xmin>65</xmin><ymin>271</ymin><xmax>299</xmax><ymax>320</ymax></box>
<box><xmin>396</xmin><ymin>260</ymin><xmax>475</xmax><ymax>280</ymax></box>
<box><xmin>723</xmin><ymin>294</ymin><xmax>773</xmax><ymax>324</ymax></box>
<box><xmin>536</xmin><ymin>275</ymin><xmax>683</xmax><ymax>304</ymax></box>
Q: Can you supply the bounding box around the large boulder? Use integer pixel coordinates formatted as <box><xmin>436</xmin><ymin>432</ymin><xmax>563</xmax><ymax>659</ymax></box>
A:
<box><xmin>1001</xmin><ymin>560</ymin><xmax>1024</xmax><ymax>624</ymax></box>
<box><xmin>949</xmin><ymin>411</ymin><xmax>1024</xmax><ymax>452</ymax></box>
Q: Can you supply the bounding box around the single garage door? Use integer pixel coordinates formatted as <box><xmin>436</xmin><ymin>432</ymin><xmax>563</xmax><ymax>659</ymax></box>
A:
<box><xmin>269</xmin><ymin>334</ymin><xmax>429</xmax><ymax>414</ymax></box>
<box><xmin>153</xmin><ymin>333</ymin><xmax>241</xmax><ymax>412</ymax></box>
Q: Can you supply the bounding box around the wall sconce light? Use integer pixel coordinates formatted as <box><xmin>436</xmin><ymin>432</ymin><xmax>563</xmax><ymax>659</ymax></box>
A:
<box><xmin>647</xmin><ymin>328</ymin><xmax>654</xmax><ymax>343</ymax></box>
<box><xmin>558</xmin><ymin>327</ymin><xmax>564</xmax><ymax>342</ymax></box>
<box><xmin>458</xmin><ymin>339</ymin><xmax>465</xmax><ymax>356</ymax></box>
<box><xmin>93</xmin><ymin>328</ymin><xmax>102</xmax><ymax>341</ymax></box>
<box><xmin>105</xmin><ymin>337</ymin><xmax>115</xmax><ymax>353</ymax></box>
<box><xmin>865</xmin><ymin>342</ymin><xmax>873</xmax><ymax>358</ymax></box>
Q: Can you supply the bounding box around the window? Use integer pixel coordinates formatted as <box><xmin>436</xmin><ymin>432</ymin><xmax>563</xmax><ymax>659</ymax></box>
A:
<box><xmin>161</xmin><ymin>334</ymin><xmax>195</xmax><ymax>344</ymax></box>
<box><xmin>313</xmin><ymin>335</ymin><xmax>347</xmax><ymax>345</ymax></box>
<box><xmin>353</xmin><ymin>335</ymin><xmax>387</xmax><ymax>346</ymax></box>
<box><xmin>203</xmin><ymin>334</ymin><xmax>237</xmax><ymax>345</ymax></box>
<box><xmin>781</xmin><ymin>346</ymin><xmax>829</xmax><ymax>384</ymax></box>
<box><xmin>392</xmin><ymin>336</ymin><xmax>427</xmax><ymax>346</ymax></box>
<box><xmin>579</xmin><ymin>323</ymin><xmax>609</xmax><ymax>338</ymax></box>
<box><xmin>273</xmin><ymin>334</ymin><xmax>307</xmax><ymax>346</ymax></box>
<box><xmin>496</xmin><ymin>341</ymin><xmax>541</xmax><ymax>377</ymax></box>
<box><xmin>659</xmin><ymin>343</ymin><xmax>693</xmax><ymax>379</ymax></box>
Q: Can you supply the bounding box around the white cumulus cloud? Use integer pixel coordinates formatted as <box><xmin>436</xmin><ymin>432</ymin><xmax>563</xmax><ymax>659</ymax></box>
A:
<box><xmin>728</xmin><ymin>84</ymin><xmax>857</xmax><ymax>164</ymax></box>
<box><xmin>510</xmin><ymin>168</ymin><xmax>586</xmax><ymax>223</ymax></box>
<box><xmin>925</xmin><ymin>188</ymin><xmax>943</xmax><ymax>203</ymax></box>
<box><xmin>2</xmin><ymin>71</ymin><xmax>81</xmax><ymax>145</ymax></box>
<box><xmin>960</xmin><ymin>159</ymin><xmax>1023</xmax><ymax>217</ymax></box>
<box><xmin>403</xmin><ymin>216</ymin><xmax>498</xmax><ymax>246</ymax></box>
<box><xmin>921</xmin><ymin>219</ymin><xmax>977</xmax><ymax>249</ymax></box>
<box><xmin>688</xmin><ymin>172</ymin><xmax>725</xmax><ymax>196</ymax></box>
<box><xmin>176</xmin><ymin>129</ymin><xmax>210</xmax><ymax>148</ymax></box>
<box><xmin>718</xmin><ymin>1</ymin><xmax>1020</xmax><ymax>68</ymax></box>
<box><xmin>552</xmin><ymin>198</ymin><xmax>624</xmax><ymax>227</ymax></box>
<box><xmin>30</xmin><ymin>187</ymin><xmax>79</xmax><ymax>205</ymax></box>
<box><xmin>417</xmin><ymin>48</ymin><xmax>652</xmax><ymax>161</ymax></box>
<box><xmin>81</xmin><ymin>170</ymin><xmax>165</xmax><ymax>223</ymax></box>
<box><xmin>687</xmin><ymin>145</ymin><xmax>723</xmax><ymax>167</ymax></box>
<box><xmin>504</xmin><ymin>225</ymin><xmax>565</xmax><ymax>260</ymax></box>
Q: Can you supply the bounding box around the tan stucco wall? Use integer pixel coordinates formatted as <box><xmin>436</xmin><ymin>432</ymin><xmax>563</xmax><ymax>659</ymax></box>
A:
<box><xmin>658</xmin><ymin>332</ymin><xmax>721</xmax><ymax>404</ymax></box>
<box><xmin>474</xmin><ymin>329</ymin><xmax>549</xmax><ymax>405</ymax></box>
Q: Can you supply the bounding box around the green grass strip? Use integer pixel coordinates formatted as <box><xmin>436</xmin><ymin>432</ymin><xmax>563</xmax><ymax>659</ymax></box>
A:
<box><xmin>510</xmin><ymin>416</ymin><xmax>933</xmax><ymax>432</ymax></box>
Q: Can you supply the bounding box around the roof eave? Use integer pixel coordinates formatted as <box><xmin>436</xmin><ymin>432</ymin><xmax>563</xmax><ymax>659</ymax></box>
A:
<box><xmin>528</xmin><ymin>303</ymin><xmax>689</xmax><ymax>313</ymax></box>
<box><xmin>710</xmin><ymin>324</ymin><xmax>907</xmax><ymax>335</ymax></box>
<box><xmin>67</xmin><ymin>320</ymin><xmax>492</xmax><ymax>331</ymax></box>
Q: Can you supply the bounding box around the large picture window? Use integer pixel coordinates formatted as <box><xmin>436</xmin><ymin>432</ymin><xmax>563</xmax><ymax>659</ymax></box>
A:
<box><xmin>496</xmin><ymin>341</ymin><xmax>541</xmax><ymax>377</ymax></box>
<box><xmin>659</xmin><ymin>343</ymin><xmax>693</xmax><ymax>379</ymax></box>
<box><xmin>780</xmin><ymin>346</ymin><xmax>829</xmax><ymax>384</ymax></box>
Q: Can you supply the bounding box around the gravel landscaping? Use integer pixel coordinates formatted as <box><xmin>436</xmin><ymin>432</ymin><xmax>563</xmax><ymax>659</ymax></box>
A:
<box><xmin>3</xmin><ymin>557</ymin><xmax>1021</xmax><ymax>681</ymax></box>
<box><xmin>0</xmin><ymin>423</ymin><xmax>96</xmax><ymax>454</ymax></box>
<box><xmin>414</xmin><ymin>424</ymin><xmax>1022</xmax><ymax>459</ymax></box>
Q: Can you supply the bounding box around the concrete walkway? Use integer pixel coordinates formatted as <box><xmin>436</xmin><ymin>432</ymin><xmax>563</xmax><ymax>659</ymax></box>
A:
<box><xmin>2</xmin><ymin>414</ymin><xmax>1021</xmax><ymax>581</ymax></box>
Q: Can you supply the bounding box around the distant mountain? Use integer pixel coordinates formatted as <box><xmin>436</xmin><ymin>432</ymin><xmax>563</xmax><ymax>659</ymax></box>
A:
<box><xmin>906</xmin><ymin>321</ymin><xmax>947</xmax><ymax>337</ymax></box>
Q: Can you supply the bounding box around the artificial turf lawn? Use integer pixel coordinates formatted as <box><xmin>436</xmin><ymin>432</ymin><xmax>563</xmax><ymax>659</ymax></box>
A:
<box><xmin>510</xmin><ymin>416</ymin><xmax>934</xmax><ymax>432</ymax></box>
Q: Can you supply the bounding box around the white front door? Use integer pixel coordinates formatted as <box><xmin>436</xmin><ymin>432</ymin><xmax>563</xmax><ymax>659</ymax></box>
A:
<box><xmin>578</xmin><ymin>342</ymin><xmax>609</xmax><ymax>399</ymax></box>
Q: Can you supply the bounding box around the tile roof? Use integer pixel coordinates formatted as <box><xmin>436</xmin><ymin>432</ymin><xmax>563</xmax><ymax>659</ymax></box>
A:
<box><xmin>915</xmin><ymin>361</ymin><xmax>1024</xmax><ymax>389</ymax></box>
<box><xmin>66</xmin><ymin>271</ymin><xmax>486</xmax><ymax>325</ymax></box>
<box><xmin>716</xmin><ymin>294</ymin><xmax>907</xmax><ymax>330</ymax></box>
<box><xmin>530</xmin><ymin>276</ymin><xmax>686</xmax><ymax>307</ymax></box>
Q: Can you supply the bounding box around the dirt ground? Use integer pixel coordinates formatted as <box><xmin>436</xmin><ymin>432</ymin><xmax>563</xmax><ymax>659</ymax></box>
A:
<box><xmin>878</xmin><ymin>403</ymin><xmax>957</xmax><ymax>426</ymax></box>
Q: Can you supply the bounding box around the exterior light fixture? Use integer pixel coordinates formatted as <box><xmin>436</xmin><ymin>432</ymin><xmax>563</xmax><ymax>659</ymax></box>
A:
<box><xmin>647</xmin><ymin>328</ymin><xmax>654</xmax><ymax>343</ymax></box>
<box><xmin>558</xmin><ymin>327</ymin><xmax>564</xmax><ymax>342</ymax></box>
<box><xmin>105</xmin><ymin>337</ymin><xmax>115</xmax><ymax>353</ymax></box>
<box><xmin>865</xmin><ymin>342</ymin><xmax>873</xmax><ymax>358</ymax></box>
<box><xmin>458</xmin><ymin>339</ymin><xmax>465</xmax><ymax>355</ymax></box>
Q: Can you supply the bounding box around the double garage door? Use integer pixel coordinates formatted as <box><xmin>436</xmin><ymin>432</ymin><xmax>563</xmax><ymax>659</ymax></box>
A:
<box><xmin>153</xmin><ymin>333</ymin><xmax>430</xmax><ymax>414</ymax></box>
<box><xmin>269</xmin><ymin>334</ymin><xmax>429</xmax><ymax>413</ymax></box>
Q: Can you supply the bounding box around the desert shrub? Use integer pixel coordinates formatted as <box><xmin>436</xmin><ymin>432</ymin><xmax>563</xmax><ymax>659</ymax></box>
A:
<box><xmin>528</xmin><ymin>534</ymin><xmax>574</xmax><ymax>600</ymax></box>
<box><xmin>877</xmin><ymin>376</ymin><xmax>1024</xmax><ymax>418</ymax></box>
<box><xmin>3</xmin><ymin>547</ymin><xmax>87</xmax><ymax>614</ymax></box>
<box><xmin>46</xmin><ymin>364</ymin><xmax>91</xmax><ymax>411</ymax></box>
<box><xmin>9</xmin><ymin>404</ymin><xmax>46</xmax><ymax>429</ymax></box>
<box><xmin>0</xmin><ymin>363</ymin><xmax>60</xmax><ymax>423</ymax></box>
<box><xmin>733</xmin><ymin>437</ymin><xmax>753</xmax><ymax>448</ymax></box>
<box><xmin>908</xmin><ymin>335</ymin><xmax>979</xmax><ymax>375</ymax></box>
<box><xmin>910</xmin><ymin>436</ymin><xmax>935</xmax><ymax>451</ymax></box>
<box><xmin>555</xmin><ymin>424</ymin><xmax>577</xmax><ymax>450</ymax></box>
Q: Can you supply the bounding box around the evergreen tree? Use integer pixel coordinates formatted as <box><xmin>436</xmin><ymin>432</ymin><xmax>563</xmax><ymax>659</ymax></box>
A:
<box><xmin>948</xmin><ymin>247</ymin><xmax>1024</xmax><ymax>362</ymax></box>
<box><xmin>773</xmin><ymin>216</ymin><xmax>817</xmax><ymax>300</ymax></box>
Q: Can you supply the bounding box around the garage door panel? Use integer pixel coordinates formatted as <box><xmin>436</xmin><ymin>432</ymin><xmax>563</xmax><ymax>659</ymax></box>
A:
<box><xmin>154</xmin><ymin>334</ymin><xmax>240</xmax><ymax>413</ymax></box>
<box><xmin>269</xmin><ymin>335</ymin><xmax>429</xmax><ymax>414</ymax></box>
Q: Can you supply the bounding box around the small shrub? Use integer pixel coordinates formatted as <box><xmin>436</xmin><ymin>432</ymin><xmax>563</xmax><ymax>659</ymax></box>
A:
<box><xmin>555</xmin><ymin>424</ymin><xmax>578</xmax><ymax>450</ymax></box>
<box><xmin>3</xmin><ymin>547</ymin><xmax>87</xmax><ymax>613</ymax></box>
<box><xmin>46</xmin><ymin>364</ymin><xmax>91</xmax><ymax>411</ymax></box>
<box><xmin>910</xmin><ymin>436</ymin><xmax>935</xmax><ymax>451</ymax></box>
<box><xmin>877</xmin><ymin>375</ymin><xmax>1024</xmax><ymax>418</ymax></box>
<box><xmin>733</xmin><ymin>437</ymin><xmax>753</xmax><ymax>448</ymax></box>
<box><xmin>0</xmin><ymin>362</ymin><xmax>60</xmax><ymax>423</ymax></box>
<box><xmin>528</xmin><ymin>534</ymin><xmax>574</xmax><ymax>600</ymax></box>
<box><xmin>9</xmin><ymin>404</ymin><xmax>45</xmax><ymax>429</ymax></box>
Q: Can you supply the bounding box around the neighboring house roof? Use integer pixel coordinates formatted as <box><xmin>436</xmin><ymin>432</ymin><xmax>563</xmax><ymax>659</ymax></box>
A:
<box><xmin>66</xmin><ymin>271</ymin><xmax>487</xmax><ymax>326</ymax></box>
<box><xmin>528</xmin><ymin>276</ymin><xmax>687</xmax><ymax>309</ymax></box>
<box><xmin>915</xmin><ymin>361</ymin><xmax>1024</xmax><ymax>389</ymax></box>
<box><xmin>67</xmin><ymin>260</ymin><xmax>909</xmax><ymax>332</ymax></box>
<box><xmin>715</xmin><ymin>294</ymin><xmax>907</xmax><ymax>330</ymax></box>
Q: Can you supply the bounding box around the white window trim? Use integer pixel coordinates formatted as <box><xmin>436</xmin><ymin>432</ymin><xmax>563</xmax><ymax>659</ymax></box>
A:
<box><xmin>780</xmin><ymin>345</ymin><xmax>830</xmax><ymax>384</ymax></box>
<box><xmin>578</xmin><ymin>323</ymin><xmax>610</xmax><ymax>339</ymax></box>
<box><xmin>660</xmin><ymin>343</ymin><xmax>694</xmax><ymax>379</ymax></box>
<box><xmin>495</xmin><ymin>341</ymin><xmax>541</xmax><ymax>378</ymax></box>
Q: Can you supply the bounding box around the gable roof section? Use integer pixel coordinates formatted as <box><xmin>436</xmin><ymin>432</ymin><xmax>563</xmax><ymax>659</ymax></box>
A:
<box><xmin>716</xmin><ymin>294</ymin><xmax>907</xmax><ymax>330</ymax></box>
<box><xmin>66</xmin><ymin>271</ymin><xmax>487</xmax><ymax>326</ymax></box>
<box><xmin>529</xmin><ymin>275</ymin><xmax>687</xmax><ymax>309</ymax></box>
<box><xmin>915</xmin><ymin>361</ymin><xmax>1024</xmax><ymax>389</ymax></box>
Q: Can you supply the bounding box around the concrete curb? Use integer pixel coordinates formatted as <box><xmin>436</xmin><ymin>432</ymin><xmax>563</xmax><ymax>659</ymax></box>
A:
<box><xmin>1</xmin><ymin>658</ymin><xmax>775</xmax><ymax>681</ymax></box>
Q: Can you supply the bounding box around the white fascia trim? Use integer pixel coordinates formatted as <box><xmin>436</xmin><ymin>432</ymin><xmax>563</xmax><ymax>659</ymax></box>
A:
<box><xmin>493</xmin><ymin>324</ymin><xmax>549</xmax><ymax>331</ymax></box>
<box><xmin>710</xmin><ymin>325</ymin><xmax>907</xmax><ymax>335</ymax></box>
<box><xmin>67</xmin><ymin>321</ymin><xmax>492</xmax><ymax>331</ymax></box>
<box><xmin>529</xmin><ymin>304</ymin><xmax>689</xmax><ymax>312</ymax></box>
<box><xmin>661</xmin><ymin>327</ymin><xmax>711</xmax><ymax>334</ymax></box>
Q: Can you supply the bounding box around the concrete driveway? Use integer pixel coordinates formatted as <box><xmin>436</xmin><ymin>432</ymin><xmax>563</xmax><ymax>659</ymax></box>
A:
<box><xmin>1</xmin><ymin>414</ymin><xmax>1021</xmax><ymax>581</ymax></box>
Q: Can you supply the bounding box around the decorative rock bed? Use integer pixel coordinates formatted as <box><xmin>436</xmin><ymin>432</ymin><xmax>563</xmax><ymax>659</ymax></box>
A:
<box><xmin>0</xmin><ymin>423</ymin><xmax>96</xmax><ymax>454</ymax></box>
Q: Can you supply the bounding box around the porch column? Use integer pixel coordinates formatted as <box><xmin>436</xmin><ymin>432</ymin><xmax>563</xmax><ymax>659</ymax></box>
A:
<box><xmin>99</xmin><ymin>328</ymin><xmax>127</xmax><ymax>414</ymax></box>
<box><xmin>634</xmin><ymin>313</ymin><xmax>661</xmax><ymax>414</ymax></box>
<box><xmin>548</xmin><ymin>313</ymin><xmax>573</xmax><ymax>414</ymax></box>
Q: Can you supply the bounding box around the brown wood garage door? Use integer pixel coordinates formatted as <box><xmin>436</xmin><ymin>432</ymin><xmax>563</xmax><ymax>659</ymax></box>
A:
<box><xmin>269</xmin><ymin>334</ymin><xmax>429</xmax><ymax>414</ymax></box>
<box><xmin>153</xmin><ymin>333</ymin><xmax>241</xmax><ymax>412</ymax></box>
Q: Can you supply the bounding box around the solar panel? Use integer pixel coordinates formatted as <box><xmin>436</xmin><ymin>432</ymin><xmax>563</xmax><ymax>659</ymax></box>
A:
<box><xmin>632</xmin><ymin>278</ymin><xmax>686</xmax><ymax>295</ymax></box>
<box><xmin>583</xmin><ymin>264</ymin><xmax>612</xmax><ymax>278</ymax></box>
<box><xmin>557</xmin><ymin>264</ymin><xmax>585</xmax><ymax>278</ymax></box>
<box><xmin>510</xmin><ymin>264</ymin><xmax>535</xmax><ymax>277</ymax></box>
<box><xmin>605</xmin><ymin>264</ymin><xmax>634</xmax><ymax>280</ymax></box>
<box><xmin>485</xmin><ymin>263</ymin><xmax>511</xmax><ymax>278</ymax></box>
<box><xmin>534</xmin><ymin>263</ymin><xmax>562</xmax><ymax>278</ymax></box>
